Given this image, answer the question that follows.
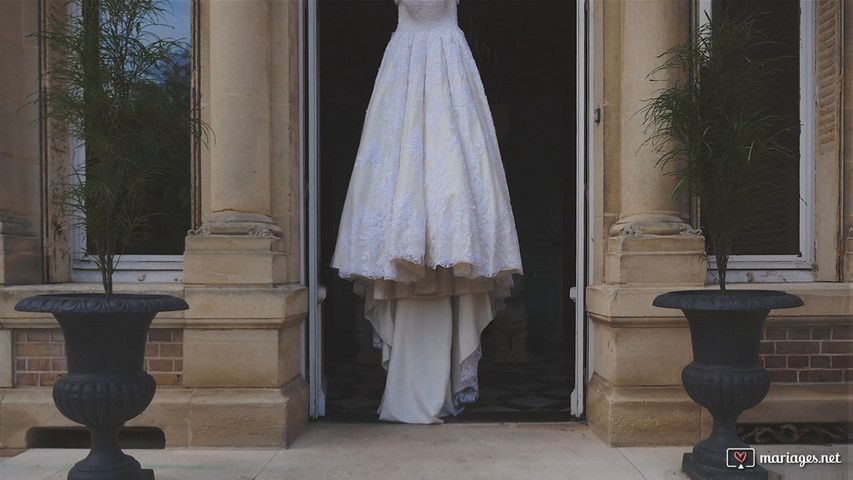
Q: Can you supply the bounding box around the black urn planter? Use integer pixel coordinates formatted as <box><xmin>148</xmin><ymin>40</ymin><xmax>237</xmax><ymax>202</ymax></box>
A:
<box><xmin>15</xmin><ymin>294</ymin><xmax>189</xmax><ymax>480</ymax></box>
<box><xmin>653</xmin><ymin>290</ymin><xmax>802</xmax><ymax>480</ymax></box>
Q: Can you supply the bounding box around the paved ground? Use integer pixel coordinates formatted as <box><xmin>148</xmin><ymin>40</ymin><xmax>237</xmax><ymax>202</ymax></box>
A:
<box><xmin>0</xmin><ymin>423</ymin><xmax>848</xmax><ymax>480</ymax></box>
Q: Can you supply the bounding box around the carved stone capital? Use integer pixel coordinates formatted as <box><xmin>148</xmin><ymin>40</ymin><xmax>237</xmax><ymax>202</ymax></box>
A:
<box><xmin>608</xmin><ymin>213</ymin><xmax>698</xmax><ymax>237</ymax></box>
<box><xmin>190</xmin><ymin>213</ymin><xmax>283</xmax><ymax>239</ymax></box>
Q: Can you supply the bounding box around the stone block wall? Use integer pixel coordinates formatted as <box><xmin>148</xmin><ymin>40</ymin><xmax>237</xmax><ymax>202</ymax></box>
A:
<box><xmin>759</xmin><ymin>326</ymin><xmax>852</xmax><ymax>383</ymax></box>
<box><xmin>14</xmin><ymin>328</ymin><xmax>184</xmax><ymax>387</ymax></box>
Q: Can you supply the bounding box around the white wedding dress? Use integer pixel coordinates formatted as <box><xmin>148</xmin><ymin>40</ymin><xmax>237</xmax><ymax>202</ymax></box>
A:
<box><xmin>331</xmin><ymin>0</ymin><xmax>523</xmax><ymax>424</ymax></box>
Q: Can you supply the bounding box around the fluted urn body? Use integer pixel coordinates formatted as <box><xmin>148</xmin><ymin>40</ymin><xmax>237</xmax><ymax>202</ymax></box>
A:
<box><xmin>653</xmin><ymin>290</ymin><xmax>803</xmax><ymax>480</ymax></box>
<box><xmin>15</xmin><ymin>294</ymin><xmax>189</xmax><ymax>480</ymax></box>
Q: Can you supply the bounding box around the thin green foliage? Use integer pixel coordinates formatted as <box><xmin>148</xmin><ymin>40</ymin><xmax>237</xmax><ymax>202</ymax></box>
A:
<box><xmin>642</xmin><ymin>12</ymin><xmax>795</xmax><ymax>292</ymax></box>
<box><xmin>40</xmin><ymin>0</ymin><xmax>208</xmax><ymax>295</ymax></box>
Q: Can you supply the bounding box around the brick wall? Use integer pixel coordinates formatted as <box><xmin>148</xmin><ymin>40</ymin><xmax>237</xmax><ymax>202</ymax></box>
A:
<box><xmin>144</xmin><ymin>329</ymin><xmax>184</xmax><ymax>386</ymax></box>
<box><xmin>760</xmin><ymin>326</ymin><xmax>851</xmax><ymax>383</ymax></box>
<box><xmin>14</xmin><ymin>328</ymin><xmax>184</xmax><ymax>387</ymax></box>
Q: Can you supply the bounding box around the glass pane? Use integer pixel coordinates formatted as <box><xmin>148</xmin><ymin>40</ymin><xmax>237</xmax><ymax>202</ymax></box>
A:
<box><xmin>712</xmin><ymin>0</ymin><xmax>801</xmax><ymax>256</ymax></box>
<box><xmin>84</xmin><ymin>0</ymin><xmax>193</xmax><ymax>256</ymax></box>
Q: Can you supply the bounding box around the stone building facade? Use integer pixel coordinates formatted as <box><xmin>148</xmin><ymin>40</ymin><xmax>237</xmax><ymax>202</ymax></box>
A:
<box><xmin>0</xmin><ymin>0</ymin><xmax>849</xmax><ymax>450</ymax></box>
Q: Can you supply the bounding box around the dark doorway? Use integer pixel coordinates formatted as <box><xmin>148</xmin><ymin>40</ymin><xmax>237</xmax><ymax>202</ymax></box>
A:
<box><xmin>317</xmin><ymin>0</ymin><xmax>577</xmax><ymax>422</ymax></box>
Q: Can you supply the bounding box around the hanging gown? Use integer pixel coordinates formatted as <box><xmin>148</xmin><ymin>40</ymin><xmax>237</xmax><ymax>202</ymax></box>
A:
<box><xmin>331</xmin><ymin>0</ymin><xmax>523</xmax><ymax>424</ymax></box>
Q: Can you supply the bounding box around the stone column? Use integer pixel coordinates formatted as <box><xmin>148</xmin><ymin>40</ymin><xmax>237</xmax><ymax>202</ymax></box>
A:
<box><xmin>603</xmin><ymin>0</ymin><xmax>706</xmax><ymax>286</ymax></box>
<box><xmin>184</xmin><ymin>0</ymin><xmax>285</xmax><ymax>286</ymax></box>
<box><xmin>203</xmin><ymin>0</ymin><xmax>279</xmax><ymax>235</ymax></box>
<box><xmin>181</xmin><ymin>0</ymin><xmax>307</xmax><ymax>447</ymax></box>
<box><xmin>609</xmin><ymin>0</ymin><xmax>691</xmax><ymax>237</ymax></box>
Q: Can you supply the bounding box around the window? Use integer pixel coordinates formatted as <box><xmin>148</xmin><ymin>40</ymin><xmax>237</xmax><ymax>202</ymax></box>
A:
<box><xmin>705</xmin><ymin>0</ymin><xmax>815</xmax><ymax>282</ymax></box>
<box><xmin>69</xmin><ymin>0</ymin><xmax>195</xmax><ymax>283</ymax></box>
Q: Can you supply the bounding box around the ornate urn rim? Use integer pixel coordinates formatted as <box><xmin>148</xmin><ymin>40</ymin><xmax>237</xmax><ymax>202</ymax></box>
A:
<box><xmin>14</xmin><ymin>294</ymin><xmax>189</xmax><ymax>314</ymax></box>
<box><xmin>653</xmin><ymin>289</ymin><xmax>804</xmax><ymax>311</ymax></box>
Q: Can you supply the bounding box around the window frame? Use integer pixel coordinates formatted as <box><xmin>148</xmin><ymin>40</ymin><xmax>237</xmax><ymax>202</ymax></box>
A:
<box><xmin>65</xmin><ymin>0</ymin><xmax>195</xmax><ymax>285</ymax></box>
<box><xmin>701</xmin><ymin>0</ymin><xmax>816</xmax><ymax>284</ymax></box>
<box><xmin>69</xmin><ymin>140</ymin><xmax>185</xmax><ymax>284</ymax></box>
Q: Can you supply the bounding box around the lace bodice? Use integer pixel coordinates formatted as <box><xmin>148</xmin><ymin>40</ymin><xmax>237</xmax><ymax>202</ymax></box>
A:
<box><xmin>396</xmin><ymin>0</ymin><xmax>459</xmax><ymax>31</ymax></box>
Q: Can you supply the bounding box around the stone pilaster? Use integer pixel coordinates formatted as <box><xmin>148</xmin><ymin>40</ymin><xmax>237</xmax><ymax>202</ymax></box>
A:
<box><xmin>0</xmin><ymin>216</ymin><xmax>40</xmax><ymax>285</ymax></box>
<box><xmin>0</xmin><ymin>0</ymin><xmax>41</xmax><ymax>285</ymax></box>
<box><xmin>601</xmin><ymin>0</ymin><xmax>706</xmax><ymax>286</ymax></box>
<box><xmin>588</xmin><ymin>0</ymin><xmax>706</xmax><ymax>446</ymax></box>
<box><xmin>184</xmin><ymin>0</ymin><xmax>286</xmax><ymax>286</ymax></box>
<box><xmin>607</xmin><ymin>0</ymin><xmax>692</xmax><ymax>238</ymax></box>
<box><xmin>180</xmin><ymin>0</ymin><xmax>308</xmax><ymax>447</ymax></box>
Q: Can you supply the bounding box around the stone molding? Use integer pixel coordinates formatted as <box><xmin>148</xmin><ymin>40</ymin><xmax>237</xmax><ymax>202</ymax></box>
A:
<box><xmin>587</xmin><ymin>283</ymin><xmax>853</xmax><ymax>326</ymax></box>
<box><xmin>608</xmin><ymin>213</ymin><xmax>699</xmax><ymax>237</ymax></box>
<box><xmin>189</xmin><ymin>212</ymin><xmax>284</xmax><ymax>239</ymax></box>
<box><xmin>0</xmin><ymin>283</ymin><xmax>307</xmax><ymax>330</ymax></box>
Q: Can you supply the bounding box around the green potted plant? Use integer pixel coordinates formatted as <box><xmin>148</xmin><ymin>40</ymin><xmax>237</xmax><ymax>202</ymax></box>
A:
<box><xmin>14</xmin><ymin>1</ymin><xmax>206</xmax><ymax>479</ymax></box>
<box><xmin>643</xmin><ymin>12</ymin><xmax>803</xmax><ymax>480</ymax></box>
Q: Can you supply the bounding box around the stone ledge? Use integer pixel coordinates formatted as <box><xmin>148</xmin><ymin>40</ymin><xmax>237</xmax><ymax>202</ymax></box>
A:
<box><xmin>0</xmin><ymin>283</ymin><xmax>308</xmax><ymax>330</ymax></box>
<box><xmin>587</xmin><ymin>283</ymin><xmax>853</xmax><ymax>327</ymax></box>
<box><xmin>0</xmin><ymin>380</ymin><xmax>308</xmax><ymax>449</ymax></box>
<box><xmin>0</xmin><ymin>284</ymin><xmax>187</xmax><ymax>329</ymax></box>
<box><xmin>587</xmin><ymin>375</ymin><xmax>853</xmax><ymax>447</ymax></box>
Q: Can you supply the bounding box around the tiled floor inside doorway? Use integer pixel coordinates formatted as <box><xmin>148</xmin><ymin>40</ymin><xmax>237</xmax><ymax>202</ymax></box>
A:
<box><xmin>324</xmin><ymin>340</ymin><xmax>573</xmax><ymax>422</ymax></box>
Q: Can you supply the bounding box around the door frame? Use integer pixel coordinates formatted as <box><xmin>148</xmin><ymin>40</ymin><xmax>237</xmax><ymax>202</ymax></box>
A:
<box><xmin>305</xmin><ymin>0</ymin><xmax>325</xmax><ymax>418</ymax></box>
<box><xmin>305</xmin><ymin>0</ymin><xmax>591</xmax><ymax>418</ymax></box>
<box><xmin>572</xmin><ymin>0</ymin><xmax>589</xmax><ymax>417</ymax></box>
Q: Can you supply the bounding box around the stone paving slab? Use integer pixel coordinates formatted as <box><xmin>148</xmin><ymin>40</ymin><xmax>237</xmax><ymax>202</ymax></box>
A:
<box><xmin>260</xmin><ymin>423</ymin><xmax>656</xmax><ymax>480</ymax></box>
<box><xmin>0</xmin><ymin>423</ymin><xmax>848</xmax><ymax>480</ymax></box>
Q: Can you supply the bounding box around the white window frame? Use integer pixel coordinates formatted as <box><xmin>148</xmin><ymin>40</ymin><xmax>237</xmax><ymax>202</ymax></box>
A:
<box><xmin>701</xmin><ymin>0</ymin><xmax>816</xmax><ymax>284</ymax></box>
<box><xmin>70</xmin><ymin>141</ymin><xmax>185</xmax><ymax>284</ymax></box>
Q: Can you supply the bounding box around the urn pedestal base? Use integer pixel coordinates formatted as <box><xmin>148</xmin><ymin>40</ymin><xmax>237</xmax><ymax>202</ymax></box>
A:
<box><xmin>679</xmin><ymin>363</ymin><xmax>771</xmax><ymax>480</ymax></box>
<box><xmin>54</xmin><ymin>372</ymin><xmax>158</xmax><ymax>480</ymax></box>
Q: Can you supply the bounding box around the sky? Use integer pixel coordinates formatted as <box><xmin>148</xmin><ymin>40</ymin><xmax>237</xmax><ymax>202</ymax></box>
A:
<box><xmin>147</xmin><ymin>0</ymin><xmax>191</xmax><ymax>44</ymax></box>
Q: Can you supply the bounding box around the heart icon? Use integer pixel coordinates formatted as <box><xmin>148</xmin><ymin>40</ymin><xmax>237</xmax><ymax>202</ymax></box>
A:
<box><xmin>734</xmin><ymin>451</ymin><xmax>748</xmax><ymax>464</ymax></box>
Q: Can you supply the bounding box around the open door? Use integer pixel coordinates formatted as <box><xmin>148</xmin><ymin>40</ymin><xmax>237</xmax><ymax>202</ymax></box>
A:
<box><xmin>307</xmin><ymin>0</ymin><xmax>588</xmax><ymax>421</ymax></box>
<box><xmin>306</xmin><ymin>0</ymin><xmax>326</xmax><ymax>418</ymax></box>
<box><xmin>571</xmin><ymin>0</ymin><xmax>588</xmax><ymax>418</ymax></box>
